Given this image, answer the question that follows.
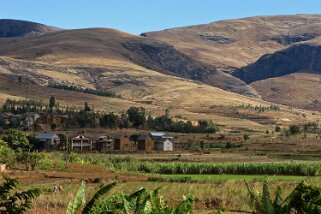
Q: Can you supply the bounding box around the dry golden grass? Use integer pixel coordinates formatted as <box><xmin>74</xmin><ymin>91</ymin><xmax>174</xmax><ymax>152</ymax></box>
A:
<box><xmin>251</xmin><ymin>71</ymin><xmax>321</xmax><ymax>111</ymax></box>
<box><xmin>0</xmin><ymin>70</ymin><xmax>318</xmax><ymax>132</ymax></box>
<box><xmin>144</xmin><ymin>15</ymin><xmax>321</xmax><ymax>72</ymax></box>
<box><xmin>0</xmin><ymin>26</ymin><xmax>319</xmax><ymax>132</ymax></box>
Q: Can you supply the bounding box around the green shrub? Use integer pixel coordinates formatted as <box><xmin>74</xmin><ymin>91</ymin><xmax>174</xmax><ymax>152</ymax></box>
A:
<box><xmin>38</xmin><ymin>158</ymin><xmax>53</xmax><ymax>170</ymax></box>
<box><xmin>289</xmin><ymin>125</ymin><xmax>302</xmax><ymax>135</ymax></box>
<box><xmin>0</xmin><ymin>140</ymin><xmax>16</xmax><ymax>165</ymax></box>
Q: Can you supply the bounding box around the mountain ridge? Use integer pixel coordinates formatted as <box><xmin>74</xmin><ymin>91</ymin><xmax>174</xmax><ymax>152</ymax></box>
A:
<box><xmin>2</xmin><ymin>16</ymin><xmax>321</xmax><ymax>112</ymax></box>
<box><xmin>0</xmin><ymin>19</ymin><xmax>59</xmax><ymax>38</ymax></box>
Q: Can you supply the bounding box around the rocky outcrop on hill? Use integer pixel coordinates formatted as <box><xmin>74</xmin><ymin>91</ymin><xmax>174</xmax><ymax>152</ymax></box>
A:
<box><xmin>122</xmin><ymin>40</ymin><xmax>259</xmax><ymax>96</ymax></box>
<box><xmin>233</xmin><ymin>43</ymin><xmax>321</xmax><ymax>83</ymax></box>
<box><xmin>122</xmin><ymin>41</ymin><xmax>215</xmax><ymax>81</ymax></box>
<box><xmin>142</xmin><ymin>15</ymin><xmax>321</xmax><ymax>72</ymax></box>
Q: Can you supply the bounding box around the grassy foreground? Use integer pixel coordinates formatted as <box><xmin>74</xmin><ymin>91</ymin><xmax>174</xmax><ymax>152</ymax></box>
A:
<box><xmin>4</xmin><ymin>153</ymin><xmax>318</xmax><ymax>213</ymax></box>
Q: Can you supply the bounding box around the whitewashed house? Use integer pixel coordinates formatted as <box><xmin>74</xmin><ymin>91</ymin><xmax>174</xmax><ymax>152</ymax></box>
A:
<box><xmin>155</xmin><ymin>138</ymin><xmax>173</xmax><ymax>151</ymax></box>
<box><xmin>150</xmin><ymin>132</ymin><xmax>174</xmax><ymax>151</ymax></box>
<box><xmin>71</xmin><ymin>135</ymin><xmax>93</xmax><ymax>151</ymax></box>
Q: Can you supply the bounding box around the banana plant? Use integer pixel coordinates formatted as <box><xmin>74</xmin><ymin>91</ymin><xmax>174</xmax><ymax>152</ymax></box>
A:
<box><xmin>245</xmin><ymin>180</ymin><xmax>321</xmax><ymax>214</ymax></box>
<box><xmin>0</xmin><ymin>176</ymin><xmax>41</xmax><ymax>214</ymax></box>
<box><xmin>67</xmin><ymin>181</ymin><xmax>194</xmax><ymax>214</ymax></box>
<box><xmin>66</xmin><ymin>180</ymin><xmax>86</xmax><ymax>214</ymax></box>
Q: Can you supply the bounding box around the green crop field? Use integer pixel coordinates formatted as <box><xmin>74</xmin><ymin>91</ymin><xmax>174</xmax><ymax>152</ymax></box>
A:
<box><xmin>148</xmin><ymin>173</ymin><xmax>315</xmax><ymax>181</ymax></box>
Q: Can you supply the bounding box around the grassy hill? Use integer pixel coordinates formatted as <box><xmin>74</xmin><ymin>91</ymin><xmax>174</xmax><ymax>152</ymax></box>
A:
<box><xmin>0</xmin><ymin>27</ymin><xmax>256</xmax><ymax>96</ymax></box>
<box><xmin>143</xmin><ymin>15</ymin><xmax>321</xmax><ymax>110</ymax></box>
<box><xmin>250</xmin><ymin>71</ymin><xmax>321</xmax><ymax>111</ymax></box>
<box><xmin>143</xmin><ymin>14</ymin><xmax>321</xmax><ymax>72</ymax></box>
<box><xmin>0</xmin><ymin>19</ymin><xmax>319</xmax><ymax>132</ymax></box>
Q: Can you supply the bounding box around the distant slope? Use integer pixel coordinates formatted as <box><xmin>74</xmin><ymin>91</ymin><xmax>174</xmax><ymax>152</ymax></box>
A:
<box><xmin>0</xmin><ymin>19</ymin><xmax>59</xmax><ymax>38</ymax></box>
<box><xmin>250</xmin><ymin>71</ymin><xmax>321</xmax><ymax>111</ymax></box>
<box><xmin>0</xmin><ymin>28</ymin><xmax>257</xmax><ymax>96</ymax></box>
<box><xmin>143</xmin><ymin>14</ymin><xmax>321</xmax><ymax>72</ymax></box>
<box><xmin>0</xmin><ymin>72</ymin><xmax>316</xmax><ymax>133</ymax></box>
<box><xmin>143</xmin><ymin>14</ymin><xmax>321</xmax><ymax>111</ymax></box>
<box><xmin>232</xmin><ymin>39</ymin><xmax>321</xmax><ymax>110</ymax></box>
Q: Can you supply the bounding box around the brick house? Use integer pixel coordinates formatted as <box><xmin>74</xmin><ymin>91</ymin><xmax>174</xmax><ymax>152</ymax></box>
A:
<box><xmin>137</xmin><ymin>135</ymin><xmax>155</xmax><ymax>152</ymax></box>
<box><xmin>113</xmin><ymin>135</ymin><xmax>132</xmax><ymax>151</ymax></box>
<box><xmin>96</xmin><ymin>135</ymin><xmax>114</xmax><ymax>152</ymax></box>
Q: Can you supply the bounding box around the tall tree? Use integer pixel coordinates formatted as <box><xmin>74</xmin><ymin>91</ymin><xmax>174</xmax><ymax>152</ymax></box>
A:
<box><xmin>99</xmin><ymin>113</ymin><xmax>119</xmax><ymax>129</ymax></box>
<box><xmin>127</xmin><ymin>107</ymin><xmax>146</xmax><ymax>128</ymax></box>
<box><xmin>49</xmin><ymin>96</ymin><xmax>56</xmax><ymax>112</ymax></box>
<box><xmin>84</xmin><ymin>102</ymin><xmax>91</xmax><ymax>112</ymax></box>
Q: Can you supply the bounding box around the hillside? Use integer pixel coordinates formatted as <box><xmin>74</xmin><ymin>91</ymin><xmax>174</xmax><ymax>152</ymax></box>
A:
<box><xmin>232</xmin><ymin>40</ymin><xmax>321</xmax><ymax>110</ymax></box>
<box><xmin>0</xmin><ymin>27</ymin><xmax>256</xmax><ymax>96</ymax></box>
<box><xmin>0</xmin><ymin>72</ymin><xmax>316</xmax><ymax>133</ymax></box>
<box><xmin>233</xmin><ymin>42</ymin><xmax>321</xmax><ymax>83</ymax></box>
<box><xmin>143</xmin><ymin>14</ymin><xmax>321</xmax><ymax>73</ymax></box>
<box><xmin>250</xmin><ymin>71</ymin><xmax>321</xmax><ymax>111</ymax></box>
<box><xmin>0</xmin><ymin>25</ymin><xmax>315</xmax><ymax>132</ymax></box>
<box><xmin>0</xmin><ymin>19</ymin><xmax>59</xmax><ymax>38</ymax></box>
<box><xmin>143</xmin><ymin>15</ymin><xmax>321</xmax><ymax>110</ymax></box>
<box><xmin>0</xmin><ymin>18</ymin><xmax>319</xmax><ymax>132</ymax></box>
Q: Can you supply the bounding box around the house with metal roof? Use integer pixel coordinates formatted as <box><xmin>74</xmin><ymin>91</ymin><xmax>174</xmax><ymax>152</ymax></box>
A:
<box><xmin>150</xmin><ymin>132</ymin><xmax>174</xmax><ymax>151</ymax></box>
<box><xmin>35</xmin><ymin>132</ymin><xmax>60</xmax><ymax>151</ymax></box>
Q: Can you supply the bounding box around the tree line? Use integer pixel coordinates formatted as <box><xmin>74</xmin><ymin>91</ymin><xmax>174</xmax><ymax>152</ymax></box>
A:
<box><xmin>48</xmin><ymin>83</ymin><xmax>120</xmax><ymax>98</ymax></box>
<box><xmin>0</xmin><ymin>98</ymin><xmax>219</xmax><ymax>133</ymax></box>
<box><xmin>100</xmin><ymin>107</ymin><xmax>219</xmax><ymax>133</ymax></box>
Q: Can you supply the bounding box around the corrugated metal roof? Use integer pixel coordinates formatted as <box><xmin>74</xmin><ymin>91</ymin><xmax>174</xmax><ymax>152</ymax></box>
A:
<box><xmin>150</xmin><ymin>132</ymin><xmax>166</xmax><ymax>137</ymax></box>
<box><xmin>35</xmin><ymin>132</ymin><xmax>59</xmax><ymax>139</ymax></box>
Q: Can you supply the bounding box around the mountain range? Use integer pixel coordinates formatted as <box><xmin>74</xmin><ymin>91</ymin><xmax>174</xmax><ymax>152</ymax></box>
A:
<box><xmin>1</xmin><ymin>15</ymin><xmax>321</xmax><ymax>132</ymax></box>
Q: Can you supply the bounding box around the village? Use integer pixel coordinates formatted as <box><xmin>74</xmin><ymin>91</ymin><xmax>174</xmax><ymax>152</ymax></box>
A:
<box><xmin>1</xmin><ymin>110</ymin><xmax>176</xmax><ymax>152</ymax></box>
<box><xmin>35</xmin><ymin>131</ymin><xmax>174</xmax><ymax>152</ymax></box>
<box><xmin>0</xmin><ymin>98</ymin><xmax>224</xmax><ymax>154</ymax></box>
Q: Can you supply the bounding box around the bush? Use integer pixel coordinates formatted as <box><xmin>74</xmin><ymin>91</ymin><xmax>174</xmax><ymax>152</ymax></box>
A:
<box><xmin>243</xmin><ymin>134</ymin><xmax>250</xmax><ymax>140</ymax></box>
<box><xmin>246</xmin><ymin>181</ymin><xmax>321</xmax><ymax>214</ymax></box>
<box><xmin>38</xmin><ymin>158</ymin><xmax>53</xmax><ymax>170</ymax></box>
<box><xmin>48</xmin><ymin>83</ymin><xmax>119</xmax><ymax>98</ymax></box>
<box><xmin>29</xmin><ymin>152</ymin><xmax>45</xmax><ymax>170</ymax></box>
<box><xmin>2</xmin><ymin>129</ymin><xmax>30</xmax><ymax>151</ymax></box>
<box><xmin>289</xmin><ymin>125</ymin><xmax>302</xmax><ymax>135</ymax></box>
<box><xmin>0</xmin><ymin>140</ymin><xmax>16</xmax><ymax>165</ymax></box>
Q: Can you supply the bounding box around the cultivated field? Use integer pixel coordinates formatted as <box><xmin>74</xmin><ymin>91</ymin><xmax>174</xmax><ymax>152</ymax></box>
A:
<box><xmin>2</xmin><ymin>151</ymin><xmax>321</xmax><ymax>214</ymax></box>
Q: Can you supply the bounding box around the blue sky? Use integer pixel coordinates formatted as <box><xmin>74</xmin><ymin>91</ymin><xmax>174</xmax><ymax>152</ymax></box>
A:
<box><xmin>1</xmin><ymin>0</ymin><xmax>321</xmax><ymax>34</ymax></box>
